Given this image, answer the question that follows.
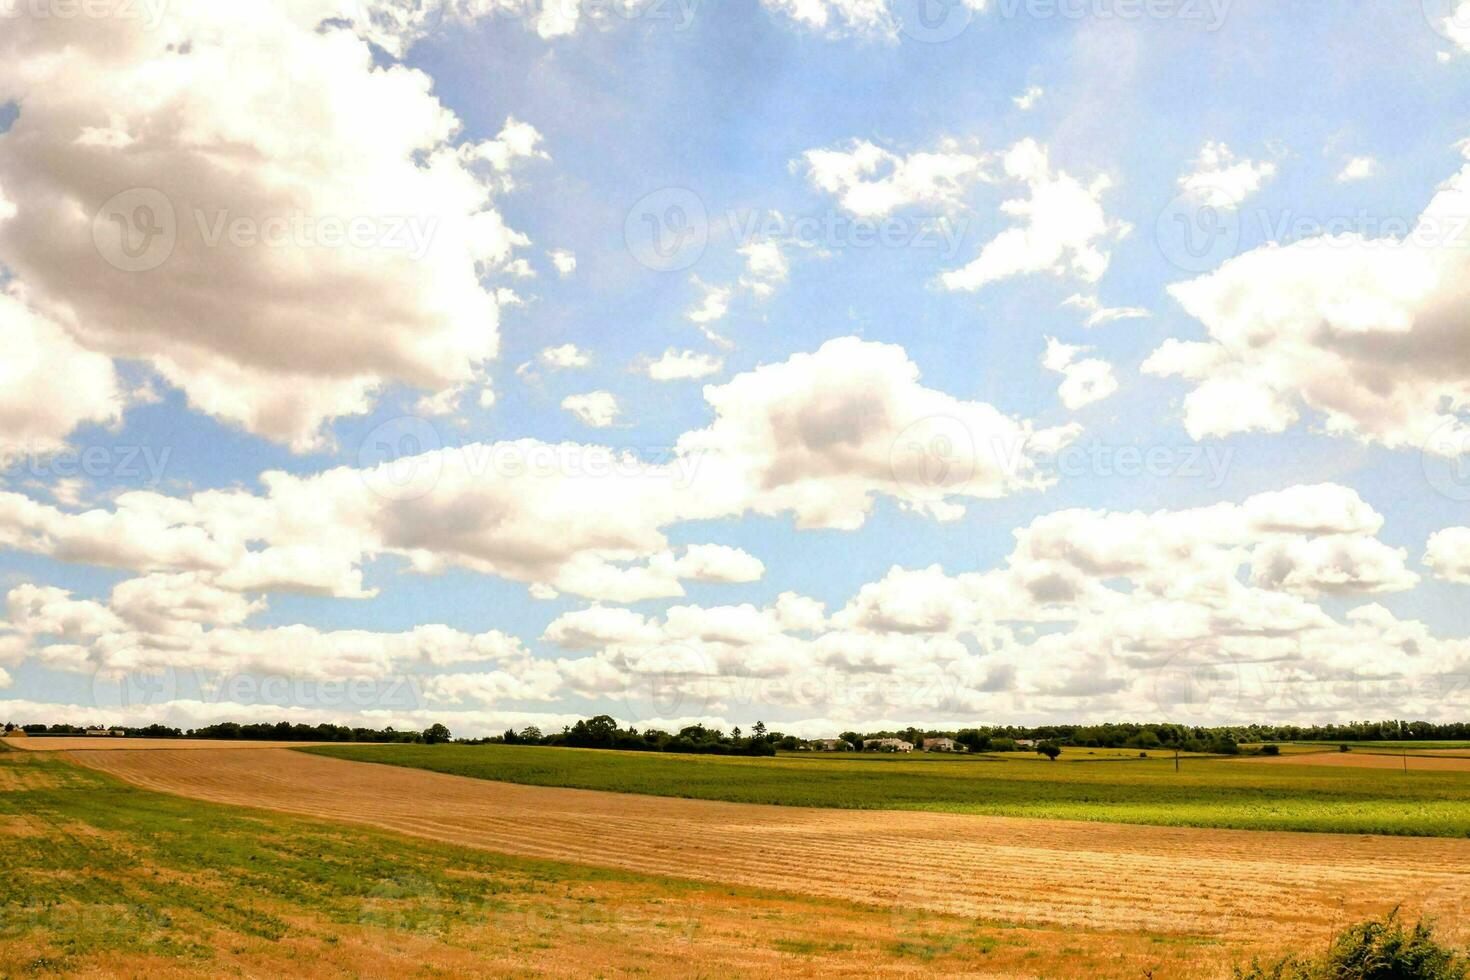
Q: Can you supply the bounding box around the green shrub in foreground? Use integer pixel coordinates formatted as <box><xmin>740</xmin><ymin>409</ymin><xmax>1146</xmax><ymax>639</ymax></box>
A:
<box><xmin>1235</xmin><ymin>910</ymin><xmax>1466</xmax><ymax>979</ymax></box>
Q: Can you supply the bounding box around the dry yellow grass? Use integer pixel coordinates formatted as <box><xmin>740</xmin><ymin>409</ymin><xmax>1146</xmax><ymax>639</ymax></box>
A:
<box><xmin>69</xmin><ymin>745</ymin><xmax>1470</xmax><ymax>977</ymax></box>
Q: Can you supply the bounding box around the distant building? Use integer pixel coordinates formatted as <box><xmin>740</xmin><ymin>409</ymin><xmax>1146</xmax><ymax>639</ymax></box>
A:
<box><xmin>862</xmin><ymin>738</ymin><xmax>914</xmax><ymax>753</ymax></box>
<box><xmin>1</xmin><ymin>728</ymin><xmax>26</xmax><ymax>738</ymax></box>
<box><xmin>922</xmin><ymin>737</ymin><xmax>961</xmax><ymax>752</ymax></box>
<box><xmin>1014</xmin><ymin>738</ymin><xmax>1038</xmax><ymax>748</ymax></box>
<box><xmin>812</xmin><ymin>738</ymin><xmax>854</xmax><ymax>751</ymax></box>
<box><xmin>85</xmin><ymin>728</ymin><xmax>125</xmax><ymax>738</ymax></box>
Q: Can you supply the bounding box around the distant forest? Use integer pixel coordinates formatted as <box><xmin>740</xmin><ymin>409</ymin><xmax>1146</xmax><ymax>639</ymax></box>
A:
<box><xmin>8</xmin><ymin>721</ymin><xmax>451</xmax><ymax>744</ymax></box>
<box><xmin>9</xmin><ymin>717</ymin><xmax>1470</xmax><ymax>755</ymax></box>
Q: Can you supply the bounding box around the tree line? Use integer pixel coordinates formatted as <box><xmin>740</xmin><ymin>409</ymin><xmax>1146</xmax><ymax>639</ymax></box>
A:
<box><xmin>7</xmin><ymin>721</ymin><xmax>453</xmax><ymax>744</ymax></box>
<box><xmin>8</xmin><ymin>717</ymin><xmax>1466</xmax><ymax>752</ymax></box>
<box><xmin>484</xmin><ymin>715</ymin><xmax>778</xmax><ymax>755</ymax></box>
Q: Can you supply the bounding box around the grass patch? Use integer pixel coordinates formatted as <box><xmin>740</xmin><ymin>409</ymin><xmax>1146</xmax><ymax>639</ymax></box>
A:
<box><xmin>771</xmin><ymin>938</ymin><xmax>855</xmax><ymax>955</ymax></box>
<box><xmin>0</xmin><ymin>751</ymin><xmax>727</xmax><ymax>974</ymax></box>
<box><xmin>300</xmin><ymin>743</ymin><xmax>1470</xmax><ymax>837</ymax></box>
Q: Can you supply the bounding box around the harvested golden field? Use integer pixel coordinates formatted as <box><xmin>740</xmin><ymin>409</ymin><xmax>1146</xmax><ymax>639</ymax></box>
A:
<box><xmin>71</xmin><ymin>746</ymin><xmax>1470</xmax><ymax>976</ymax></box>
<box><xmin>10</xmin><ymin>751</ymin><xmax>1113</xmax><ymax>979</ymax></box>
<box><xmin>6</xmin><ymin>737</ymin><xmax>362</xmax><ymax>752</ymax></box>
<box><xmin>1240</xmin><ymin>750</ymin><xmax>1470</xmax><ymax>772</ymax></box>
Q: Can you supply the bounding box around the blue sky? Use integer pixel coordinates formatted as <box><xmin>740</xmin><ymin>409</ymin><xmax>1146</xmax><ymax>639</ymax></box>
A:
<box><xmin>2</xmin><ymin>0</ymin><xmax>1469</xmax><ymax>734</ymax></box>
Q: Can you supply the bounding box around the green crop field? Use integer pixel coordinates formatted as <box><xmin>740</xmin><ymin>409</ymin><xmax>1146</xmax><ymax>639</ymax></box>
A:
<box><xmin>300</xmin><ymin>743</ymin><xmax>1470</xmax><ymax>838</ymax></box>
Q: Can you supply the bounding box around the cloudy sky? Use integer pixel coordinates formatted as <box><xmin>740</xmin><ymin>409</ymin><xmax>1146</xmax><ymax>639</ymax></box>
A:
<box><xmin>2</xmin><ymin>0</ymin><xmax>1470</xmax><ymax>736</ymax></box>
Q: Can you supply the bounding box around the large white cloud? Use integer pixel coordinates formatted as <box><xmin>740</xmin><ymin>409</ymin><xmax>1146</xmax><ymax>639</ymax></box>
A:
<box><xmin>541</xmin><ymin>483</ymin><xmax>1453</xmax><ymax>727</ymax></box>
<box><xmin>676</xmin><ymin>336</ymin><xmax>1079</xmax><ymax>528</ymax></box>
<box><xmin>1145</xmin><ymin>144</ymin><xmax>1470</xmax><ymax>453</ymax></box>
<box><xmin>0</xmin><ymin>338</ymin><xmax>1069</xmax><ymax>602</ymax></box>
<box><xmin>940</xmin><ymin>139</ymin><xmax>1129</xmax><ymax>293</ymax></box>
<box><xmin>0</xmin><ymin>287</ymin><xmax>125</xmax><ymax>452</ymax></box>
<box><xmin>1425</xmin><ymin>526</ymin><xmax>1470</xmax><ymax>584</ymax></box>
<box><xmin>0</xmin><ymin>487</ymin><xmax>370</xmax><ymax>597</ymax></box>
<box><xmin>0</xmin><ymin>3</ymin><xmax>541</xmax><ymax>450</ymax></box>
<box><xmin>4</xmin><ymin>482</ymin><xmax>1464</xmax><ymax>728</ymax></box>
<box><xmin>3</xmin><ymin>578</ymin><xmax>532</xmax><ymax>681</ymax></box>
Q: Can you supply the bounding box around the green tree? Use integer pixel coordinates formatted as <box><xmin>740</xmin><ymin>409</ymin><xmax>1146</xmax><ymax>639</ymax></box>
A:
<box><xmin>422</xmin><ymin>723</ymin><xmax>452</xmax><ymax>744</ymax></box>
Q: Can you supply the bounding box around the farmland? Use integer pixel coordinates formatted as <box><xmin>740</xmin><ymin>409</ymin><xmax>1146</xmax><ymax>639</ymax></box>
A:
<box><xmin>59</xmin><ymin>744</ymin><xmax>1470</xmax><ymax>978</ymax></box>
<box><xmin>5</xmin><ymin>747</ymin><xmax>1128</xmax><ymax>978</ymax></box>
<box><xmin>302</xmin><ymin>742</ymin><xmax>1470</xmax><ymax>837</ymax></box>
